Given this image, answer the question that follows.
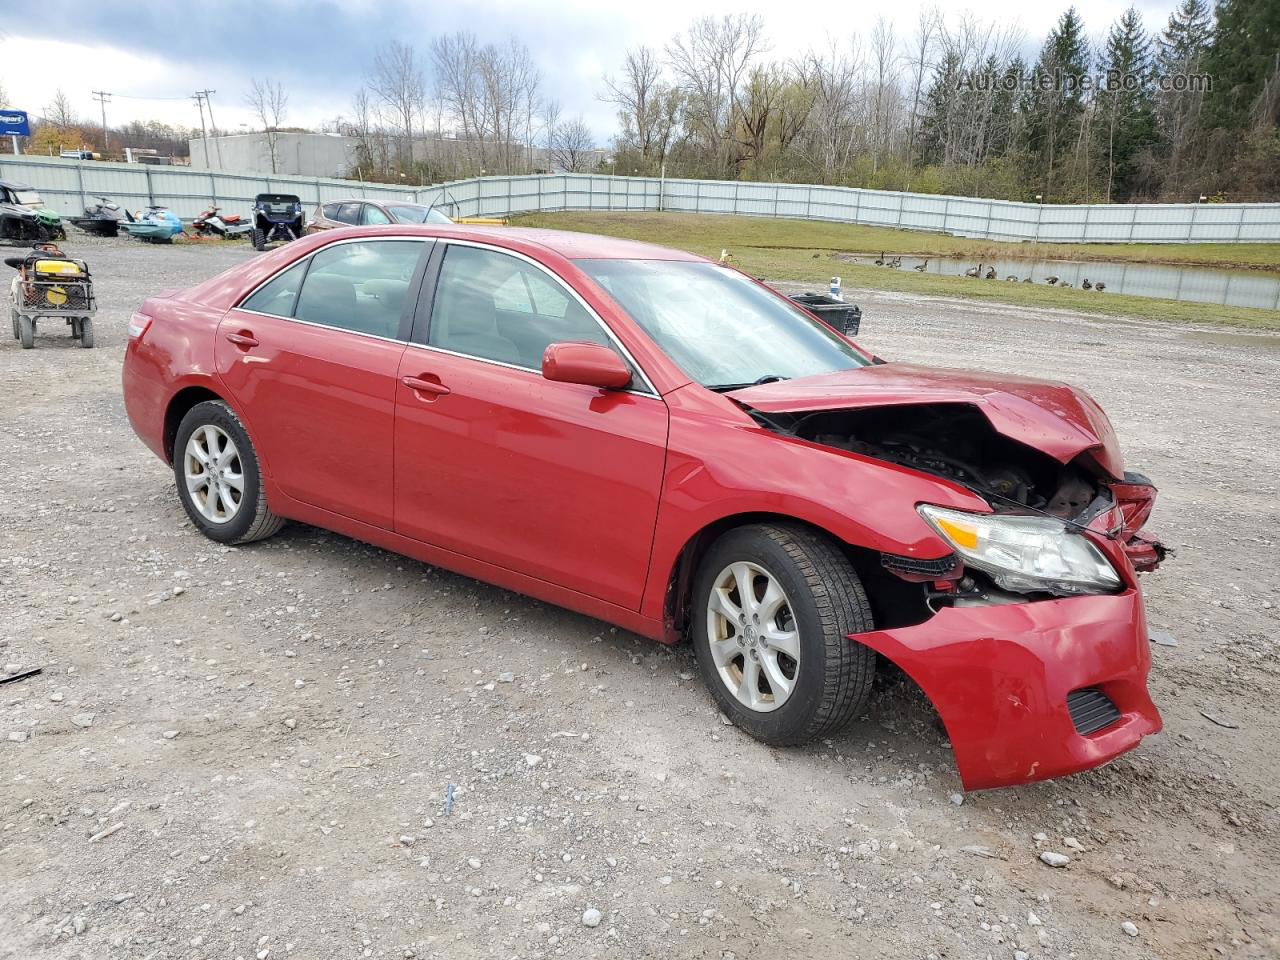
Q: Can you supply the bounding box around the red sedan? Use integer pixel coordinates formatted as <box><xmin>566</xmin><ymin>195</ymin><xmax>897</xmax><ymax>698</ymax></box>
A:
<box><xmin>122</xmin><ymin>225</ymin><xmax>1166</xmax><ymax>790</ymax></box>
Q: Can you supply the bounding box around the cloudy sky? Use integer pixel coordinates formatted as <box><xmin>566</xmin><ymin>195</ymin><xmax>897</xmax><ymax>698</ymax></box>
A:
<box><xmin>1</xmin><ymin>0</ymin><xmax>1180</xmax><ymax>143</ymax></box>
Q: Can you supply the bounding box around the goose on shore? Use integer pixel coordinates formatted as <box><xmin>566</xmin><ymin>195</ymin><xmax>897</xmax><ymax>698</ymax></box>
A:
<box><xmin>1082</xmin><ymin>278</ymin><xmax>1093</xmax><ymax>290</ymax></box>
<box><xmin>1045</xmin><ymin>275</ymin><xmax>1060</xmax><ymax>285</ymax></box>
<box><xmin>874</xmin><ymin>251</ymin><xmax>885</xmax><ymax>266</ymax></box>
<box><xmin>965</xmin><ymin>263</ymin><xmax>982</xmax><ymax>278</ymax></box>
<box><xmin>1023</xmin><ymin>277</ymin><xmax>1033</xmax><ymax>283</ymax></box>
<box><xmin>1005</xmin><ymin>275</ymin><xmax>1018</xmax><ymax>281</ymax></box>
<box><xmin>984</xmin><ymin>266</ymin><xmax>996</xmax><ymax>279</ymax></box>
<box><xmin>1095</xmin><ymin>281</ymin><xmax>1106</xmax><ymax>291</ymax></box>
<box><xmin>914</xmin><ymin>259</ymin><xmax>928</xmax><ymax>272</ymax></box>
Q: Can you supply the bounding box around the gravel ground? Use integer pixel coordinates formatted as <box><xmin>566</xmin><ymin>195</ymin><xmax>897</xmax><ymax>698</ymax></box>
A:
<box><xmin>2</xmin><ymin>234</ymin><xmax>1277</xmax><ymax>960</ymax></box>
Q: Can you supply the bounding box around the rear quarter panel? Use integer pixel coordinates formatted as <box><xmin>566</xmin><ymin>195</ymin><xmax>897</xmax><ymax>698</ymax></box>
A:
<box><xmin>122</xmin><ymin>295</ymin><xmax>232</xmax><ymax>464</ymax></box>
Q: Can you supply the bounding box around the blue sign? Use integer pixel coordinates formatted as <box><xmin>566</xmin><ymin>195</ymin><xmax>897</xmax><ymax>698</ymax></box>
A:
<box><xmin>0</xmin><ymin>110</ymin><xmax>31</xmax><ymax>137</ymax></box>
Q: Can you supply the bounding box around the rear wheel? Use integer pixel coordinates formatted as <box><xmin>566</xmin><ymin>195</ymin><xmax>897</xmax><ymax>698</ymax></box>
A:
<box><xmin>78</xmin><ymin>317</ymin><xmax>94</xmax><ymax>348</ymax></box>
<box><xmin>251</xmin><ymin>227</ymin><xmax>265</xmax><ymax>251</ymax></box>
<box><xmin>18</xmin><ymin>314</ymin><xmax>34</xmax><ymax>349</ymax></box>
<box><xmin>10</xmin><ymin>305</ymin><xmax>19</xmax><ymax>340</ymax></box>
<box><xmin>173</xmin><ymin>400</ymin><xmax>285</xmax><ymax>544</ymax></box>
<box><xmin>692</xmin><ymin>523</ymin><xmax>876</xmax><ymax>745</ymax></box>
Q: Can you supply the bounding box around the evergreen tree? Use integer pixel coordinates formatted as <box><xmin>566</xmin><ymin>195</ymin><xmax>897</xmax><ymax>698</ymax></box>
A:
<box><xmin>1098</xmin><ymin>7</ymin><xmax>1157</xmax><ymax>199</ymax></box>
<box><xmin>1021</xmin><ymin>7</ymin><xmax>1091</xmax><ymax>199</ymax></box>
<box><xmin>1203</xmin><ymin>0</ymin><xmax>1280</xmax><ymax>131</ymax></box>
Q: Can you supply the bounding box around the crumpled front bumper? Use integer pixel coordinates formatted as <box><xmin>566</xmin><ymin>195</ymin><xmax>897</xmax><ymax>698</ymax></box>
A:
<box><xmin>854</xmin><ymin>589</ymin><xmax>1161</xmax><ymax>790</ymax></box>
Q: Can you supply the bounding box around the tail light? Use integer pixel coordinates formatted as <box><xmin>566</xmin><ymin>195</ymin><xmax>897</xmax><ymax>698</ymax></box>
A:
<box><xmin>127</xmin><ymin>311</ymin><xmax>152</xmax><ymax>340</ymax></box>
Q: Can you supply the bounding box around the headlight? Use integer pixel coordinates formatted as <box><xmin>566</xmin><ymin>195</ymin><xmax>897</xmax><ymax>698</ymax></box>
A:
<box><xmin>917</xmin><ymin>504</ymin><xmax>1121</xmax><ymax>596</ymax></box>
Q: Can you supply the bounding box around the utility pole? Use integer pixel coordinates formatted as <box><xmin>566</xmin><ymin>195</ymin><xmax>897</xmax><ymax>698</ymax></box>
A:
<box><xmin>194</xmin><ymin>88</ymin><xmax>222</xmax><ymax>169</ymax></box>
<box><xmin>91</xmin><ymin>90</ymin><xmax>112</xmax><ymax>151</ymax></box>
<box><xmin>193</xmin><ymin>90</ymin><xmax>210</xmax><ymax>167</ymax></box>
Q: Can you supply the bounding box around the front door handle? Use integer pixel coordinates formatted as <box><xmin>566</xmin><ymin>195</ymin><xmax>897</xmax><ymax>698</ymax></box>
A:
<box><xmin>225</xmin><ymin>331</ymin><xmax>259</xmax><ymax>348</ymax></box>
<box><xmin>401</xmin><ymin>375</ymin><xmax>451</xmax><ymax>397</ymax></box>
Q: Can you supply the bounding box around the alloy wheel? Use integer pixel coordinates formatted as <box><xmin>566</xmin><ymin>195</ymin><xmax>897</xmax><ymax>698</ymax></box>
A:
<box><xmin>184</xmin><ymin>424</ymin><xmax>244</xmax><ymax>524</ymax></box>
<box><xmin>705</xmin><ymin>561</ymin><xmax>800</xmax><ymax>712</ymax></box>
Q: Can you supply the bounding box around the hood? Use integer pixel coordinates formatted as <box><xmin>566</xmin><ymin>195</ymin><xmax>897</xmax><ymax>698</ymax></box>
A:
<box><xmin>727</xmin><ymin>362</ymin><xmax>1124</xmax><ymax>478</ymax></box>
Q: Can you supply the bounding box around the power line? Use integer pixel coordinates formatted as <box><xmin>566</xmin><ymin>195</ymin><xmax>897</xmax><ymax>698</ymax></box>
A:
<box><xmin>91</xmin><ymin>91</ymin><xmax>111</xmax><ymax>150</ymax></box>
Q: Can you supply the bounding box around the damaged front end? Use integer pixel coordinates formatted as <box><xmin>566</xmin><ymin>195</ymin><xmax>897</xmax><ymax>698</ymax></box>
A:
<box><xmin>743</xmin><ymin>402</ymin><xmax>1166</xmax><ymax>610</ymax></box>
<box><xmin>732</xmin><ymin>391</ymin><xmax>1168</xmax><ymax>789</ymax></box>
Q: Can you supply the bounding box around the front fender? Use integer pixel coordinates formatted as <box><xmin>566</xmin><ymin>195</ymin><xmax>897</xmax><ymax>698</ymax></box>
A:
<box><xmin>640</xmin><ymin>386</ymin><xmax>991</xmax><ymax>623</ymax></box>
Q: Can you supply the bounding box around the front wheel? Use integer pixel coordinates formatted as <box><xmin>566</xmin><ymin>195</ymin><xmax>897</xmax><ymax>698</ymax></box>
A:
<box><xmin>251</xmin><ymin>227</ymin><xmax>265</xmax><ymax>251</ymax></box>
<box><xmin>173</xmin><ymin>400</ymin><xmax>285</xmax><ymax>544</ymax></box>
<box><xmin>78</xmin><ymin>317</ymin><xmax>94</xmax><ymax>348</ymax></box>
<box><xmin>692</xmin><ymin>523</ymin><xmax>876</xmax><ymax>745</ymax></box>
<box><xmin>18</xmin><ymin>314</ymin><xmax>34</xmax><ymax>349</ymax></box>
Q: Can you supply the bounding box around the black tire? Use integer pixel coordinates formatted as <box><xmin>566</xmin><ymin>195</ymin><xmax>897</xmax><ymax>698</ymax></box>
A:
<box><xmin>691</xmin><ymin>523</ymin><xmax>876</xmax><ymax>745</ymax></box>
<box><xmin>18</xmin><ymin>314</ymin><xmax>34</xmax><ymax>349</ymax></box>
<box><xmin>251</xmin><ymin>227</ymin><xmax>265</xmax><ymax>252</ymax></box>
<box><xmin>78</xmin><ymin>317</ymin><xmax>94</xmax><ymax>348</ymax></box>
<box><xmin>173</xmin><ymin>400</ymin><xmax>285</xmax><ymax>545</ymax></box>
<box><xmin>10</xmin><ymin>306</ymin><xmax>18</xmax><ymax>341</ymax></box>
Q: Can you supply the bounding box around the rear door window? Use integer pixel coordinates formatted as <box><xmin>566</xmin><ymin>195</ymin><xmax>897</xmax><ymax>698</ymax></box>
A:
<box><xmin>293</xmin><ymin>240</ymin><xmax>427</xmax><ymax>339</ymax></box>
<box><xmin>320</xmin><ymin>202</ymin><xmax>341</xmax><ymax>220</ymax></box>
<box><xmin>334</xmin><ymin>202</ymin><xmax>361</xmax><ymax>224</ymax></box>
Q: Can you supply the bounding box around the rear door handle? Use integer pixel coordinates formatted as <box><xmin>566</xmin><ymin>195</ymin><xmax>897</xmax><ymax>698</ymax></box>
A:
<box><xmin>225</xmin><ymin>331</ymin><xmax>259</xmax><ymax>348</ymax></box>
<box><xmin>401</xmin><ymin>375</ymin><xmax>451</xmax><ymax>397</ymax></box>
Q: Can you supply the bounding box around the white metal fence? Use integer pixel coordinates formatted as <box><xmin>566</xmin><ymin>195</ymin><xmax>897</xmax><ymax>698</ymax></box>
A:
<box><xmin>4</xmin><ymin>155</ymin><xmax>1278</xmax><ymax>244</ymax></box>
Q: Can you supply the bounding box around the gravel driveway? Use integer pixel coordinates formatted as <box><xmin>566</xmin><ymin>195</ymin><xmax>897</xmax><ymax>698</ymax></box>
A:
<box><xmin>2</xmin><ymin>235</ymin><xmax>1277</xmax><ymax>960</ymax></box>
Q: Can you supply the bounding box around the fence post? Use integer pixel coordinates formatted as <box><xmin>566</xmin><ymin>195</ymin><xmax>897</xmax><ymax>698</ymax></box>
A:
<box><xmin>694</xmin><ymin>179</ymin><xmax>700</xmax><ymax>213</ymax></box>
<box><xmin>1186</xmin><ymin>202</ymin><xmax>1198</xmax><ymax>243</ymax></box>
<box><xmin>210</xmin><ymin>172</ymin><xmax>218</xmax><ymax>211</ymax></box>
<box><xmin>1235</xmin><ymin>205</ymin><xmax>1244</xmax><ymax>242</ymax></box>
<box><xmin>144</xmin><ymin>166</ymin><xmax>155</xmax><ymax>207</ymax></box>
<box><xmin>733</xmin><ymin>180</ymin><xmax>740</xmax><ymax>215</ymax></box>
<box><xmin>806</xmin><ymin>185</ymin><xmax>813</xmax><ymax>220</ymax></box>
<box><xmin>943</xmin><ymin>197</ymin><xmax>951</xmax><ymax>234</ymax></box>
<box><xmin>772</xmin><ymin>184</ymin><xmax>779</xmax><ymax>219</ymax></box>
<box><xmin>1082</xmin><ymin>203</ymin><xmax>1091</xmax><ymax>243</ymax></box>
<box><xmin>75</xmin><ymin>162</ymin><xmax>86</xmax><ymax>217</ymax></box>
<box><xmin>507</xmin><ymin>176</ymin><xmax>512</xmax><ymax>215</ymax></box>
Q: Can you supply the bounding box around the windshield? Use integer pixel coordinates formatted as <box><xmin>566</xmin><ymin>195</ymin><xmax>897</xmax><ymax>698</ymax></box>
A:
<box><xmin>387</xmin><ymin>204</ymin><xmax>453</xmax><ymax>225</ymax></box>
<box><xmin>577</xmin><ymin>259</ymin><xmax>870</xmax><ymax>388</ymax></box>
<box><xmin>15</xmin><ymin>190</ymin><xmax>42</xmax><ymax>206</ymax></box>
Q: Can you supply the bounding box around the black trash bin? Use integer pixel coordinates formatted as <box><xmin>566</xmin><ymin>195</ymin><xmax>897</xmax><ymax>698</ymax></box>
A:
<box><xmin>789</xmin><ymin>293</ymin><xmax>862</xmax><ymax>337</ymax></box>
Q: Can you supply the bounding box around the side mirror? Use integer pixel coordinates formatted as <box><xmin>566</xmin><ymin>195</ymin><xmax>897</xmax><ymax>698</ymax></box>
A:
<box><xmin>541</xmin><ymin>342</ymin><xmax>633</xmax><ymax>390</ymax></box>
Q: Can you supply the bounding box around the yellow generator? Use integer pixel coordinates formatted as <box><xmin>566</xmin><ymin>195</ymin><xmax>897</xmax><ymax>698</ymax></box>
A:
<box><xmin>6</xmin><ymin>243</ymin><xmax>97</xmax><ymax>349</ymax></box>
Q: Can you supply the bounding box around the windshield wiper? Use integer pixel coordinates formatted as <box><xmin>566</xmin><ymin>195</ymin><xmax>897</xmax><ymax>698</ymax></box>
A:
<box><xmin>705</xmin><ymin>374</ymin><xmax>790</xmax><ymax>392</ymax></box>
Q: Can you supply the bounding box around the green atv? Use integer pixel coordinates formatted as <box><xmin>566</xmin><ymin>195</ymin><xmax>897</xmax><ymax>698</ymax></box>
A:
<box><xmin>0</xmin><ymin>180</ymin><xmax>67</xmax><ymax>242</ymax></box>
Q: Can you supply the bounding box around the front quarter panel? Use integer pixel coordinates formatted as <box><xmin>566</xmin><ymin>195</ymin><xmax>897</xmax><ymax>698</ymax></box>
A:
<box><xmin>640</xmin><ymin>385</ymin><xmax>992</xmax><ymax>622</ymax></box>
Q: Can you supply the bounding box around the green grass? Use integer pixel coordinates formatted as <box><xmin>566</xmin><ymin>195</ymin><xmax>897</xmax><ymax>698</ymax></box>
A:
<box><xmin>515</xmin><ymin>211</ymin><xmax>1280</xmax><ymax>272</ymax></box>
<box><xmin>513</xmin><ymin>211</ymin><xmax>1280</xmax><ymax>331</ymax></box>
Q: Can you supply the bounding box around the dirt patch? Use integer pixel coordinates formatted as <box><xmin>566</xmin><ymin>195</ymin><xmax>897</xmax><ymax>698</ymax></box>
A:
<box><xmin>1</xmin><ymin>237</ymin><xmax>1276</xmax><ymax>959</ymax></box>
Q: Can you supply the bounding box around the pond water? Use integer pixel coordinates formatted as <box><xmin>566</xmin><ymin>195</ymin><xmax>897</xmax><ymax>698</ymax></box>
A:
<box><xmin>838</xmin><ymin>253</ymin><xmax>1280</xmax><ymax>310</ymax></box>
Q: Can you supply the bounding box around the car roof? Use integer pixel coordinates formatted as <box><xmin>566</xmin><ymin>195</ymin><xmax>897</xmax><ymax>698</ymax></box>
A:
<box><xmin>439</xmin><ymin>225</ymin><xmax>706</xmax><ymax>261</ymax></box>
<box><xmin>0</xmin><ymin>180</ymin><xmax>33</xmax><ymax>190</ymax></box>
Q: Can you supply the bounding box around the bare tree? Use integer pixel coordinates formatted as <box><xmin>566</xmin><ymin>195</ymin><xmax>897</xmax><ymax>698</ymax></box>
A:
<box><xmin>245</xmin><ymin>78</ymin><xmax>288</xmax><ymax>174</ymax></box>
<box><xmin>869</xmin><ymin>17</ymin><xmax>901</xmax><ymax>173</ymax></box>
<box><xmin>540</xmin><ymin>98</ymin><xmax>562</xmax><ymax>171</ymax></box>
<box><xmin>604</xmin><ymin>46</ymin><xmax>681</xmax><ymax>171</ymax></box>
<box><xmin>369</xmin><ymin>41</ymin><xmax>425</xmax><ymax>169</ymax></box>
<box><xmin>550</xmin><ymin>116</ymin><xmax>594</xmax><ymax>172</ymax></box>
<box><xmin>904</xmin><ymin>8</ymin><xmax>939</xmax><ymax>165</ymax></box>
<box><xmin>45</xmin><ymin>89</ymin><xmax>77</xmax><ymax>130</ymax></box>
<box><xmin>666</xmin><ymin>14</ymin><xmax>767</xmax><ymax>174</ymax></box>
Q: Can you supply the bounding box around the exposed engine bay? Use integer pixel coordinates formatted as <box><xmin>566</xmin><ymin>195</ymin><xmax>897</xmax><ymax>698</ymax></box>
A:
<box><xmin>750</xmin><ymin>402</ymin><xmax>1110</xmax><ymax>522</ymax></box>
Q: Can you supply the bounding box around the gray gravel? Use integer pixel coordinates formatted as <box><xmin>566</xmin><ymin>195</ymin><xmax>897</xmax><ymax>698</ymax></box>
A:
<box><xmin>1</xmin><ymin>233</ymin><xmax>1277</xmax><ymax>959</ymax></box>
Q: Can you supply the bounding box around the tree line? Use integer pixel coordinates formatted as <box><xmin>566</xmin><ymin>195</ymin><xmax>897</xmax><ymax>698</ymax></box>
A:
<box><xmin>605</xmin><ymin>1</ymin><xmax>1279</xmax><ymax>202</ymax></box>
<box><xmin>4</xmin><ymin>0</ymin><xmax>1276</xmax><ymax>202</ymax></box>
